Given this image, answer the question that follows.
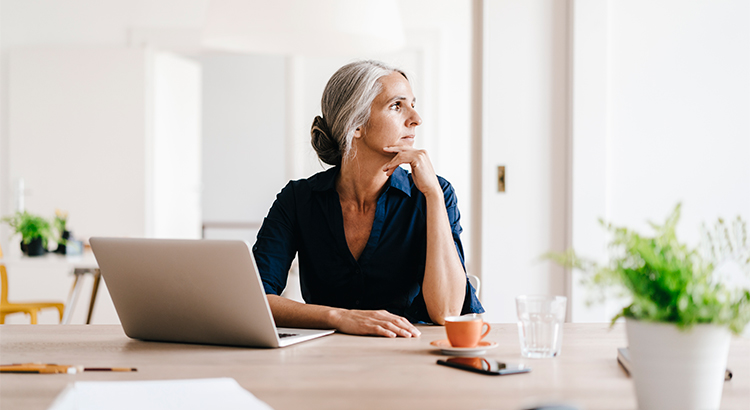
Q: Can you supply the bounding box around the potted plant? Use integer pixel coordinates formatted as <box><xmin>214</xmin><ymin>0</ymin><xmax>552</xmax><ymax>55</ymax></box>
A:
<box><xmin>545</xmin><ymin>204</ymin><xmax>750</xmax><ymax>410</ymax></box>
<box><xmin>53</xmin><ymin>209</ymin><xmax>70</xmax><ymax>254</ymax></box>
<box><xmin>1</xmin><ymin>211</ymin><xmax>53</xmax><ymax>256</ymax></box>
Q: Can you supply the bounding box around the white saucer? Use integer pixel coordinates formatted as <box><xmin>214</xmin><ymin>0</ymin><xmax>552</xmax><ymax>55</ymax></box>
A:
<box><xmin>430</xmin><ymin>339</ymin><xmax>498</xmax><ymax>356</ymax></box>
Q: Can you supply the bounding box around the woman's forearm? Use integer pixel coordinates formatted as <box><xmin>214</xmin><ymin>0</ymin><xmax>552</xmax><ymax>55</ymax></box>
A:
<box><xmin>267</xmin><ymin>294</ymin><xmax>341</xmax><ymax>329</ymax></box>
<box><xmin>422</xmin><ymin>191</ymin><xmax>467</xmax><ymax>324</ymax></box>
<box><xmin>267</xmin><ymin>295</ymin><xmax>422</xmax><ymax>337</ymax></box>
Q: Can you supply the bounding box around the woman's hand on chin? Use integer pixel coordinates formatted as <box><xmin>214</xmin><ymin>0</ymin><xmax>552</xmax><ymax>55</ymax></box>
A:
<box><xmin>330</xmin><ymin>308</ymin><xmax>421</xmax><ymax>338</ymax></box>
<box><xmin>382</xmin><ymin>146</ymin><xmax>441</xmax><ymax>198</ymax></box>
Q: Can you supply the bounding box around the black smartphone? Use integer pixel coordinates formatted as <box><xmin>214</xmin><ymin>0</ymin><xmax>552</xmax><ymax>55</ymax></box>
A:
<box><xmin>437</xmin><ymin>357</ymin><xmax>531</xmax><ymax>376</ymax></box>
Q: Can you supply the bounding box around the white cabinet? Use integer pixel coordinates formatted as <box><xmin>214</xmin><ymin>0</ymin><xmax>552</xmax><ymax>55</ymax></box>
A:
<box><xmin>8</xmin><ymin>47</ymin><xmax>201</xmax><ymax>242</ymax></box>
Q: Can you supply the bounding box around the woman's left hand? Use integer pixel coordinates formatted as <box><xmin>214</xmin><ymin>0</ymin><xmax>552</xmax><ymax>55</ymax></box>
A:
<box><xmin>382</xmin><ymin>146</ymin><xmax>441</xmax><ymax>197</ymax></box>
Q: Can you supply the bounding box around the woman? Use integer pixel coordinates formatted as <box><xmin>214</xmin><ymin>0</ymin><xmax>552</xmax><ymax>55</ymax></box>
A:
<box><xmin>253</xmin><ymin>60</ymin><xmax>483</xmax><ymax>338</ymax></box>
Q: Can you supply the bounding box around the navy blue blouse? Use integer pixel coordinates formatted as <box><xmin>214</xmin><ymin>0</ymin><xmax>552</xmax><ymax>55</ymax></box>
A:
<box><xmin>252</xmin><ymin>166</ymin><xmax>484</xmax><ymax>324</ymax></box>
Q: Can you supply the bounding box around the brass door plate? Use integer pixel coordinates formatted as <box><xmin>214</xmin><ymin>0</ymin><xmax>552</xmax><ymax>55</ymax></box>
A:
<box><xmin>497</xmin><ymin>166</ymin><xmax>505</xmax><ymax>192</ymax></box>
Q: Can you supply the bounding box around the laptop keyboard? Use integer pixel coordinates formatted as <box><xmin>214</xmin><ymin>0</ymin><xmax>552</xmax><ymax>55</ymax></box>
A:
<box><xmin>278</xmin><ymin>332</ymin><xmax>300</xmax><ymax>339</ymax></box>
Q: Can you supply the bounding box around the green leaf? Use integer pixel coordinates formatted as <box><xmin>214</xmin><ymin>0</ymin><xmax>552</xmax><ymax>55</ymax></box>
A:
<box><xmin>1</xmin><ymin>211</ymin><xmax>54</xmax><ymax>247</ymax></box>
<box><xmin>542</xmin><ymin>203</ymin><xmax>750</xmax><ymax>335</ymax></box>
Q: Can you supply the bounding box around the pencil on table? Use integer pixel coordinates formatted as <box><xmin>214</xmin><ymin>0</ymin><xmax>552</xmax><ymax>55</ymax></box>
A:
<box><xmin>84</xmin><ymin>367</ymin><xmax>137</xmax><ymax>372</ymax></box>
<box><xmin>1</xmin><ymin>363</ymin><xmax>137</xmax><ymax>373</ymax></box>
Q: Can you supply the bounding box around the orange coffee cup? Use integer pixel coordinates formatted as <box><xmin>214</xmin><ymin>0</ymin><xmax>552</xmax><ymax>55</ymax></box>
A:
<box><xmin>444</xmin><ymin>314</ymin><xmax>491</xmax><ymax>348</ymax></box>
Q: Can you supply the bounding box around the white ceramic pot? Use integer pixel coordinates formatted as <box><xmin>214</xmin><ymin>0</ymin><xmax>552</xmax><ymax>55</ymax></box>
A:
<box><xmin>625</xmin><ymin>318</ymin><xmax>731</xmax><ymax>410</ymax></box>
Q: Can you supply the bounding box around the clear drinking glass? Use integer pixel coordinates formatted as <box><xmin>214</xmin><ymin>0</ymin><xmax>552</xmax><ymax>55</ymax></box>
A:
<box><xmin>515</xmin><ymin>295</ymin><xmax>567</xmax><ymax>358</ymax></box>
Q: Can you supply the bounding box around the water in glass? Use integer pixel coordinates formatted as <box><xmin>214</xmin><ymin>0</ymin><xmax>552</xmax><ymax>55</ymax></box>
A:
<box><xmin>516</xmin><ymin>295</ymin><xmax>566</xmax><ymax>358</ymax></box>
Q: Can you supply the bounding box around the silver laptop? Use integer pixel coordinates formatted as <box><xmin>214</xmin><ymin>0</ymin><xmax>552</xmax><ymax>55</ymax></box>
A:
<box><xmin>89</xmin><ymin>237</ymin><xmax>334</xmax><ymax>348</ymax></box>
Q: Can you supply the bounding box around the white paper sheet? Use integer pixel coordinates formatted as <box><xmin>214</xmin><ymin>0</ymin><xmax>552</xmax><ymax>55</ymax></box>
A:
<box><xmin>47</xmin><ymin>378</ymin><xmax>274</xmax><ymax>410</ymax></box>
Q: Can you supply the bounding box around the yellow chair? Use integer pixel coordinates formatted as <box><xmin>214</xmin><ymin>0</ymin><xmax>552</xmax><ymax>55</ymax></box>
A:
<box><xmin>0</xmin><ymin>244</ymin><xmax>65</xmax><ymax>324</ymax></box>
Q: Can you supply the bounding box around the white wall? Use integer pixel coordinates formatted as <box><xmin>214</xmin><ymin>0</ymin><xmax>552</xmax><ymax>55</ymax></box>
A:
<box><xmin>0</xmin><ymin>0</ymin><xmax>208</xmax><ymax>249</ymax></box>
<box><xmin>4</xmin><ymin>48</ymin><xmax>201</xmax><ymax>324</ymax></box>
<box><xmin>7</xmin><ymin>48</ymin><xmax>202</xmax><ymax>242</ymax></box>
<box><xmin>479</xmin><ymin>0</ymin><xmax>750</xmax><ymax>324</ymax></box>
<box><xmin>9</xmin><ymin>48</ymin><xmax>149</xmax><ymax>239</ymax></box>
<box><xmin>153</xmin><ymin>52</ymin><xmax>203</xmax><ymax>239</ymax></box>
<box><xmin>200</xmin><ymin>53</ymin><xmax>287</xmax><ymax>230</ymax></box>
<box><xmin>481</xmin><ymin>0</ymin><xmax>569</xmax><ymax>323</ymax></box>
<box><xmin>569</xmin><ymin>0</ymin><xmax>750</xmax><ymax>322</ymax></box>
<box><xmin>607</xmin><ymin>0</ymin><xmax>750</xmax><ymax>236</ymax></box>
<box><xmin>0</xmin><ymin>3</ymin><xmax>4</xmax><ymax>243</ymax></box>
<box><xmin>569</xmin><ymin>0</ymin><xmax>610</xmax><ymax>322</ymax></box>
<box><xmin>0</xmin><ymin>0</ymin><xmax>207</xmax><ymax>47</ymax></box>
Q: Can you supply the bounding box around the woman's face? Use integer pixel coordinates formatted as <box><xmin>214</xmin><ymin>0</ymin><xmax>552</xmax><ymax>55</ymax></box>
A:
<box><xmin>356</xmin><ymin>72</ymin><xmax>422</xmax><ymax>155</ymax></box>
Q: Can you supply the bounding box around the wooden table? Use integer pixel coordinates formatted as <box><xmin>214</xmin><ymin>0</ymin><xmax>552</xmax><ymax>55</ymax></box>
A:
<box><xmin>0</xmin><ymin>324</ymin><xmax>748</xmax><ymax>409</ymax></box>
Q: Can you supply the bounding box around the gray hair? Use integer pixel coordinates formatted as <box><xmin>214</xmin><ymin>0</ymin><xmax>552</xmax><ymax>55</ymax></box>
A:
<box><xmin>311</xmin><ymin>60</ymin><xmax>408</xmax><ymax>166</ymax></box>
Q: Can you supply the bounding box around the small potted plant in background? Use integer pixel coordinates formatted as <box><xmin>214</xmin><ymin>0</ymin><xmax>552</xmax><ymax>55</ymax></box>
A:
<box><xmin>1</xmin><ymin>211</ymin><xmax>54</xmax><ymax>257</ymax></box>
<box><xmin>53</xmin><ymin>209</ymin><xmax>70</xmax><ymax>254</ymax></box>
<box><xmin>545</xmin><ymin>204</ymin><xmax>750</xmax><ymax>410</ymax></box>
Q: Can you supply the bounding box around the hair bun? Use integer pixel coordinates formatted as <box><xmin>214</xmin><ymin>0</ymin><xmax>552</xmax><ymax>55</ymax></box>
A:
<box><xmin>311</xmin><ymin>115</ymin><xmax>341</xmax><ymax>166</ymax></box>
<box><xmin>311</xmin><ymin>115</ymin><xmax>331</xmax><ymax>138</ymax></box>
